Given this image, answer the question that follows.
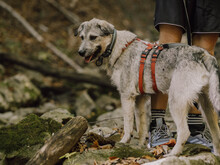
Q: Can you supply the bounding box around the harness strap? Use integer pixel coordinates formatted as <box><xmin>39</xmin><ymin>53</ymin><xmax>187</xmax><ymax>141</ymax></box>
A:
<box><xmin>139</xmin><ymin>44</ymin><xmax>153</xmax><ymax>94</ymax></box>
<box><xmin>151</xmin><ymin>46</ymin><xmax>163</xmax><ymax>92</ymax></box>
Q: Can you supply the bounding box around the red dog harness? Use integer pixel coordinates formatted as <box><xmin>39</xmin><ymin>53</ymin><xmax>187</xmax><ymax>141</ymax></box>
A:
<box><xmin>139</xmin><ymin>43</ymin><xmax>153</xmax><ymax>94</ymax></box>
<box><xmin>139</xmin><ymin>44</ymin><xmax>163</xmax><ymax>94</ymax></box>
<box><xmin>120</xmin><ymin>38</ymin><xmax>164</xmax><ymax>94</ymax></box>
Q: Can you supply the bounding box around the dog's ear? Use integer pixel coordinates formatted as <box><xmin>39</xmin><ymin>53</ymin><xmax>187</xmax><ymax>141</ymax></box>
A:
<box><xmin>97</xmin><ymin>20</ymin><xmax>114</xmax><ymax>35</ymax></box>
<box><xmin>74</xmin><ymin>22</ymin><xmax>87</xmax><ymax>36</ymax></box>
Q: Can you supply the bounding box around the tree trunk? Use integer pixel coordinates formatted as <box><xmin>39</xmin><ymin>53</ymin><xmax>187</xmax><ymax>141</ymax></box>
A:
<box><xmin>26</xmin><ymin>116</ymin><xmax>88</xmax><ymax>165</ymax></box>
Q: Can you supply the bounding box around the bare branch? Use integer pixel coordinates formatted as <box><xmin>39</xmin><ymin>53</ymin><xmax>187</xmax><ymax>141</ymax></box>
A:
<box><xmin>45</xmin><ymin>0</ymin><xmax>80</xmax><ymax>24</ymax></box>
<box><xmin>0</xmin><ymin>0</ymin><xmax>83</xmax><ymax>72</ymax></box>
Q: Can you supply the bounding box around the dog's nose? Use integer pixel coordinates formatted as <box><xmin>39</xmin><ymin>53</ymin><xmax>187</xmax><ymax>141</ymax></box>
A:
<box><xmin>78</xmin><ymin>50</ymin><xmax>86</xmax><ymax>57</ymax></box>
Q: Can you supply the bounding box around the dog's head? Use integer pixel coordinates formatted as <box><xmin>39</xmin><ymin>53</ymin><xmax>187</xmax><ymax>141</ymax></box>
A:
<box><xmin>75</xmin><ymin>18</ymin><xmax>115</xmax><ymax>63</ymax></box>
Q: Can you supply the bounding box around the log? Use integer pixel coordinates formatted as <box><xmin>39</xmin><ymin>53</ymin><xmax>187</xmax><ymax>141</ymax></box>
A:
<box><xmin>26</xmin><ymin>116</ymin><xmax>88</xmax><ymax>165</ymax></box>
<box><xmin>0</xmin><ymin>52</ymin><xmax>115</xmax><ymax>89</ymax></box>
<box><xmin>0</xmin><ymin>0</ymin><xmax>83</xmax><ymax>72</ymax></box>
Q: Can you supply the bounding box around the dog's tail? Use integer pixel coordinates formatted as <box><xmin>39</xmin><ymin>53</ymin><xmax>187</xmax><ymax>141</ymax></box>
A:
<box><xmin>203</xmin><ymin>53</ymin><xmax>220</xmax><ymax>113</ymax></box>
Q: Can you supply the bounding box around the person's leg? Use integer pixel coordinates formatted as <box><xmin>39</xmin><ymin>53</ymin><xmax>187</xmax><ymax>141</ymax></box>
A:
<box><xmin>152</xmin><ymin>24</ymin><xmax>183</xmax><ymax>113</ymax></box>
<box><xmin>159</xmin><ymin>24</ymin><xmax>183</xmax><ymax>44</ymax></box>
<box><xmin>192</xmin><ymin>33</ymin><xmax>219</xmax><ymax>55</ymax></box>
<box><xmin>151</xmin><ymin>24</ymin><xmax>183</xmax><ymax>134</ymax></box>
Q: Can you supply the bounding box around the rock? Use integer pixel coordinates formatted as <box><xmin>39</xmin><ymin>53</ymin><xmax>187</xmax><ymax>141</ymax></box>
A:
<box><xmin>17</xmin><ymin>68</ymin><xmax>45</xmax><ymax>88</ymax></box>
<box><xmin>96</xmin><ymin>108</ymin><xmax>124</xmax><ymax>129</ymax></box>
<box><xmin>0</xmin><ymin>74</ymin><xmax>41</xmax><ymax>112</ymax></box>
<box><xmin>0</xmin><ymin>112</ymin><xmax>13</xmax><ymax>126</ymax></box>
<box><xmin>63</xmin><ymin>143</ymin><xmax>152</xmax><ymax>165</ymax></box>
<box><xmin>63</xmin><ymin>149</ymin><xmax>111</xmax><ymax>165</ymax></box>
<box><xmin>89</xmin><ymin>127</ymin><xmax>116</xmax><ymax>136</ymax></box>
<box><xmin>41</xmin><ymin>108</ymin><xmax>74</xmax><ymax>124</ymax></box>
<box><xmin>89</xmin><ymin>127</ymin><xmax>121</xmax><ymax>142</ymax></box>
<box><xmin>143</xmin><ymin>152</ymin><xmax>220</xmax><ymax>165</ymax></box>
<box><xmin>74</xmin><ymin>90</ymin><xmax>96</xmax><ymax>118</ymax></box>
<box><xmin>181</xmin><ymin>144</ymin><xmax>211</xmax><ymax>156</ymax></box>
<box><xmin>112</xmin><ymin>143</ymin><xmax>152</xmax><ymax>158</ymax></box>
<box><xmin>0</xmin><ymin>102</ymin><xmax>59</xmax><ymax>126</ymax></box>
<box><xmin>143</xmin><ymin>144</ymin><xmax>220</xmax><ymax>165</ymax></box>
<box><xmin>95</xmin><ymin>95</ymin><xmax>120</xmax><ymax>111</ymax></box>
<box><xmin>0</xmin><ymin>114</ymin><xmax>61</xmax><ymax>164</ymax></box>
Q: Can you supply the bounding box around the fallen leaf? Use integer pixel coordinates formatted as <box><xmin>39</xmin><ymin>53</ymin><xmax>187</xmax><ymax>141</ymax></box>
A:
<box><xmin>152</xmin><ymin>146</ymin><xmax>163</xmax><ymax>156</ymax></box>
<box><xmin>94</xmin><ymin>160</ymin><xmax>98</xmax><ymax>165</ymax></box>
<box><xmin>109</xmin><ymin>156</ymin><xmax>119</xmax><ymax>160</ymax></box>
<box><xmin>142</xmin><ymin>155</ymin><xmax>156</xmax><ymax>161</ymax></box>
<box><xmin>91</xmin><ymin>140</ymin><xmax>99</xmax><ymax>148</ymax></box>
<box><xmin>160</xmin><ymin>139</ymin><xmax>176</xmax><ymax>147</ymax></box>
<box><xmin>99</xmin><ymin>144</ymin><xmax>113</xmax><ymax>149</ymax></box>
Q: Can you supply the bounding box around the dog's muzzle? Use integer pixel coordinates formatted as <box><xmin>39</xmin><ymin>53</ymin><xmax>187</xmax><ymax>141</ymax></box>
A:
<box><xmin>83</xmin><ymin>46</ymin><xmax>102</xmax><ymax>63</ymax></box>
<box><xmin>78</xmin><ymin>50</ymin><xmax>86</xmax><ymax>57</ymax></box>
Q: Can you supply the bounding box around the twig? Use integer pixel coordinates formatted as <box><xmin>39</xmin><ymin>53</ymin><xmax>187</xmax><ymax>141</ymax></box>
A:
<box><xmin>0</xmin><ymin>0</ymin><xmax>83</xmax><ymax>72</ymax></box>
<box><xmin>45</xmin><ymin>0</ymin><xmax>80</xmax><ymax>24</ymax></box>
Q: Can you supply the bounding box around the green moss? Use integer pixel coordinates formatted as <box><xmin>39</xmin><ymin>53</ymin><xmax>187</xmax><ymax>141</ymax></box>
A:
<box><xmin>0</xmin><ymin>114</ymin><xmax>61</xmax><ymax>154</ymax></box>
<box><xmin>110</xmin><ymin>144</ymin><xmax>153</xmax><ymax>158</ymax></box>
<box><xmin>24</xmin><ymin>87</ymin><xmax>41</xmax><ymax>101</ymax></box>
<box><xmin>181</xmin><ymin>144</ymin><xmax>211</xmax><ymax>156</ymax></box>
<box><xmin>188</xmin><ymin>159</ymin><xmax>208</xmax><ymax>165</ymax></box>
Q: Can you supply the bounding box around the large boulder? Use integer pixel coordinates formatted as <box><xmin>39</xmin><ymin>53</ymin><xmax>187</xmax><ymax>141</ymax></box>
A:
<box><xmin>41</xmin><ymin>108</ymin><xmax>74</xmax><ymax>124</ymax></box>
<box><xmin>95</xmin><ymin>95</ymin><xmax>120</xmax><ymax>112</ymax></box>
<box><xmin>95</xmin><ymin>108</ymin><xmax>124</xmax><ymax>129</ymax></box>
<box><xmin>0</xmin><ymin>114</ymin><xmax>61</xmax><ymax>165</ymax></box>
<box><xmin>0</xmin><ymin>74</ymin><xmax>41</xmax><ymax>112</ymax></box>
<box><xmin>74</xmin><ymin>90</ymin><xmax>96</xmax><ymax>118</ymax></box>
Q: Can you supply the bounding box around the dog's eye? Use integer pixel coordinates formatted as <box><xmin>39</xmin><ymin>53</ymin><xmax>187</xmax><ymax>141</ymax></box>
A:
<box><xmin>90</xmin><ymin>35</ymin><xmax>97</xmax><ymax>40</ymax></box>
<box><xmin>80</xmin><ymin>36</ymin><xmax>84</xmax><ymax>40</ymax></box>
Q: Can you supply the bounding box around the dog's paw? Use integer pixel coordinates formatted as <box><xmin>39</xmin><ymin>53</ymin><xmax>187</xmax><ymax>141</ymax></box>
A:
<box><xmin>213</xmin><ymin>151</ymin><xmax>220</xmax><ymax>157</ymax></box>
<box><xmin>164</xmin><ymin>149</ymin><xmax>181</xmax><ymax>157</ymax></box>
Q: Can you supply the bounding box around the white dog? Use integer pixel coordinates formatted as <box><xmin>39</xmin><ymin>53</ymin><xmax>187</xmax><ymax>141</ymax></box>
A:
<box><xmin>76</xmin><ymin>18</ymin><xmax>220</xmax><ymax>156</ymax></box>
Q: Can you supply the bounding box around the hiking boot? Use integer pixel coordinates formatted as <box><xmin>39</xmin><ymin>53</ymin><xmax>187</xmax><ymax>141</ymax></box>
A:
<box><xmin>187</xmin><ymin>125</ymin><xmax>213</xmax><ymax>151</ymax></box>
<box><xmin>148</xmin><ymin>118</ymin><xmax>175</xmax><ymax>147</ymax></box>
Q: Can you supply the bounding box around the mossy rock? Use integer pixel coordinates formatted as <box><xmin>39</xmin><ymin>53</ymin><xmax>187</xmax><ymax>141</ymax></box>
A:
<box><xmin>0</xmin><ymin>114</ymin><xmax>61</xmax><ymax>162</ymax></box>
<box><xmin>63</xmin><ymin>143</ymin><xmax>153</xmax><ymax>165</ymax></box>
<box><xmin>110</xmin><ymin>143</ymin><xmax>153</xmax><ymax>158</ymax></box>
<box><xmin>0</xmin><ymin>74</ymin><xmax>42</xmax><ymax>112</ymax></box>
<box><xmin>181</xmin><ymin>144</ymin><xmax>211</xmax><ymax>156</ymax></box>
<box><xmin>63</xmin><ymin>149</ymin><xmax>111</xmax><ymax>165</ymax></box>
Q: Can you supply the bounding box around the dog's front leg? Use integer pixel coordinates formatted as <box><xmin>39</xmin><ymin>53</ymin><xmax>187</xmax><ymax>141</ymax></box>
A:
<box><xmin>120</xmin><ymin>94</ymin><xmax>135</xmax><ymax>143</ymax></box>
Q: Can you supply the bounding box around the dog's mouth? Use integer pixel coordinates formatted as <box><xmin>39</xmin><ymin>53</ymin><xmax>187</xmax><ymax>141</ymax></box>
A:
<box><xmin>84</xmin><ymin>46</ymin><xmax>102</xmax><ymax>63</ymax></box>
